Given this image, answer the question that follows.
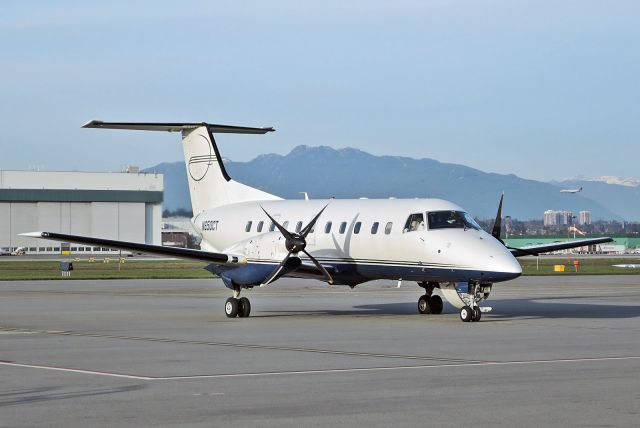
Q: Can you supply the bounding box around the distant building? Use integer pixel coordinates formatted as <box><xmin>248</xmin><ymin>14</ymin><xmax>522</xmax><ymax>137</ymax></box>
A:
<box><xmin>543</xmin><ymin>210</ymin><xmax>574</xmax><ymax>226</ymax></box>
<box><xmin>578</xmin><ymin>210</ymin><xmax>592</xmax><ymax>225</ymax></box>
<box><xmin>543</xmin><ymin>210</ymin><xmax>555</xmax><ymax>226</ymax></box>
<box><xmin>161</xmin><ymin>216</ymin><xmax>200</xmax><ymax>249</ymax></box>
<box><xmin>0</xmin><ymin>170</ymin><xmax>163</xmax><ymax>254</ymax></box>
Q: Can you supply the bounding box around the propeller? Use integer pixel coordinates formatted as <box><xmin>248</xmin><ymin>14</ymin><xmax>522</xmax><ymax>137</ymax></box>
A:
<box><xmin>259</xmin><ymin>204</ymin><xmax>334</xmax><ymax>287</ymax></box>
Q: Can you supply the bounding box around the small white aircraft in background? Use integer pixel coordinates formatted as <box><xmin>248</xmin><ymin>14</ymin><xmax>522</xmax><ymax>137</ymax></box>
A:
<box><xmin>560</xmin><ymin>187</ymin><xmax>583</xmax><ymax>193</ymax></box>
<box><xmin>23</xmin><ymin>121</ymin><xmax>613</xmax><ymax>322</ymax></box>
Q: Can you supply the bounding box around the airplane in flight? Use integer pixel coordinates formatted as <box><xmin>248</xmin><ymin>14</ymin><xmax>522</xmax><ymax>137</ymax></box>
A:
<box><xmin>560</xmin><ymin>187</ymin><xmax>583</xmax><ymax>193</ymax></box>
<box><xmin>23</xmin><ymin>121</ymin><xmax>613</xmax><ymax>322</ymax></box>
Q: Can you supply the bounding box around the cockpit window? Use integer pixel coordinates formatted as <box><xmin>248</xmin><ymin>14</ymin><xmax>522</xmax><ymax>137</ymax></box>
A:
<box><xmin>427</xmin><ymin>211</ymin><xmax>481</xmax><ymax>231</ymax></box>
<box><xmin>403</xmin><ymin>213</ymin><xmax>425</xmax><ymax>232</ymax></box>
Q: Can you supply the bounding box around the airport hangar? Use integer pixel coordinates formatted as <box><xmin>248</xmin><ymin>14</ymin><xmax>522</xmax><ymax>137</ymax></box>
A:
<box><xmin>0</xmin><ymin>169</ymin><xmax>163</xmax><ymax>254</ymax></box>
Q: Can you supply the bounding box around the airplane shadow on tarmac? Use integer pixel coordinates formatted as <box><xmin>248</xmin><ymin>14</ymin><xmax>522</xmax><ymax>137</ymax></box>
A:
<box><xmin>358</xmin><ymin>299</ymin><xmax>640</xmax><ymax>320</ymax></box>
<box><xmin>257</xmin><ymin>299</ymin><xmax>640</xmax><ymax>320</ymax></box>
<box><xmin>0</xmin><ymin>385</ymin><xmax>144</xmax><ymax>408</ymax></box>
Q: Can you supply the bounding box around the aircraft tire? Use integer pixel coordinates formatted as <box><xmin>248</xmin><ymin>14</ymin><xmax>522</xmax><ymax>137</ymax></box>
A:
<box><xmin>459</xmin><ymin>306</ymin><xmax>473</xmax><ymax>322</ymax></box>
<box><xmin>418</xmin><ymin>295</ymin><xmax>431</xmax><ymax>314</ymax></box>
<box><xmin>238</xmin><ymin>297</ymin><xmax>251</xmax><ymax>318</ymax></box>
<box><xmin>430</xmin><ymin>295</ymin><xmax>443</xmax><ymax>314</ymax></box>
<box><xmin>225</xmin><ymin>297</ymin><xmax>239</xmax><ymax>318</ymax></box>
<box><xmin>472</xmin><ymin>307</ymin><xmax>481</xmax><ymax>322</ymax></box>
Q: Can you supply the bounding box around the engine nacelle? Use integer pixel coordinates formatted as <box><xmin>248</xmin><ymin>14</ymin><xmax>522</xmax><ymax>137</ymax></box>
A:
<box><xmin>210</xmin><ymin>232</ymin><xmax>293</xmax><ymax>289</ymax></box>
<box><xmin>224</xmin><ymin>232</ymin><xmax>287</xmax><ymax>262</ymax></box>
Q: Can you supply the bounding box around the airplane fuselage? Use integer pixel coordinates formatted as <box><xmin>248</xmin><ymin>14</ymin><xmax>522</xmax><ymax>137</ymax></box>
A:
<box><xmin>194</xmin><ymin>198</ymin><xmax>522</xmax><ymax>287</ymax></box>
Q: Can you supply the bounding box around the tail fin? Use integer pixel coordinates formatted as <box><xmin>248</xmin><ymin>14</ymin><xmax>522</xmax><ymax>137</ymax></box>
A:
<box><xmin>83</xmin><ymin>121</ymin><xmax>281</xmax><ymax>214</ymax></box>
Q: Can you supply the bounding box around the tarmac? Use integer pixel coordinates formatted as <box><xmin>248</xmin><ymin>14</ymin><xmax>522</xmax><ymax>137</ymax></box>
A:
<box><xmin>1</xmin><ymin>275</ymin><xmax>639</xmax><ymax>427</ymax></box>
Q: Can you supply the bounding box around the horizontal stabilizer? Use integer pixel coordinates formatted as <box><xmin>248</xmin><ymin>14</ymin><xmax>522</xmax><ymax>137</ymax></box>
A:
<box><xmin>82</xmin><ymin>120</ymin><xmax>275</xmax><ymax>134</ymax></box>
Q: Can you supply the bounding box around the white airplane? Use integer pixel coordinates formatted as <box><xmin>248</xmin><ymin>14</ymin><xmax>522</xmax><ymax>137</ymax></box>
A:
<box><xmin>560</xmin><ymin>187</ymin><xmax>583</xmax><ymax>193</ymax></box>
<box><xmin>23</xmin><ymin>121</ymin><xmax>613</xmax><ymax>322</ymax></box>
<box><xmin>11</xmin><ymin>247</ymin><xmax>26</xmax><ymax>256</ymax></box>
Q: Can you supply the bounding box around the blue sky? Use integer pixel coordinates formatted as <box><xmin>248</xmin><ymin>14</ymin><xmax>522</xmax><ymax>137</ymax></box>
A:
<box><xmin>1</xmin><ymin>0</ymin><xmax>638</xmax><ymax>181</ymax></box>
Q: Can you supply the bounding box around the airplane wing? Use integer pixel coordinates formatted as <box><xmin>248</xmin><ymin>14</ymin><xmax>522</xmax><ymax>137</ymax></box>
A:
<box><xmin>509</xmin><ymin>237</ymin><xmax>613</xmax><ymax>257</ymax></box>
<box><xmin>20</xmin><ymin>232</ymin><xmax>246</xmax><ymax>265</ymax></box>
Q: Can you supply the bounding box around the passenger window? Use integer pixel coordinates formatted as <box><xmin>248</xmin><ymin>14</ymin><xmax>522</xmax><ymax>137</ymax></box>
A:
<box><xmin>295</xmin><ymin>221</ymin><xmax>303</xmax><ymax>233</ymax></box>
<box><xmin>257</xmin><ymin>221</ymin><xmax>264</xmax><ymax>232</ymax></box>
<box><xmin>385</xmin><ymin>222</ymin><xmax>393</xmax><ymax>235</ymax></box>
<box><xmin>371</xmin><ymin>222</ymin><xmax>379</xmax><ymax>234</ymax></box>
<box><xmin>354</xmin><ymin>222</ymin><xmax>362</xmax><ymax>234</ymax></box>
<box><xmin>339</xmin><ymin>222</ymin><xmax>347</xmax><ymax>234</ymax></box>
<box><xmin>325</xmin><ymin>221</ymin><xmax>332</xmax><ymax>233</ymax></box>
<box><xmin>245</xmin><ymin>221</ymin><xmax>252</xmax><ymax>232</ymax></box>
<box><xmin>403</xmin><ymin>213</ymin><xmax>425</xmax><ymax>232</ymax></box>
<box><xmin>269</xmin><ymin>222</ymin><xmax>276</xmax><ymax>232</ymax></box>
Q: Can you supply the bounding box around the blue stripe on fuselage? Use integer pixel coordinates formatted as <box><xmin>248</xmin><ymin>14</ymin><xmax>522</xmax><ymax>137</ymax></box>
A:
<box><xmin>209</xmin><ymin>260</ymin><xmax>520</xmax><ymax>287</ymax></box>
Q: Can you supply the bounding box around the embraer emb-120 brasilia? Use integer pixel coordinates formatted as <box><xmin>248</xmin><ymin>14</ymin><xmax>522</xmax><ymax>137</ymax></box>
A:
<box><xmin>24</xmin><ymin>121</ymin><xmax>613</xmax><ymax>322</ymax></box>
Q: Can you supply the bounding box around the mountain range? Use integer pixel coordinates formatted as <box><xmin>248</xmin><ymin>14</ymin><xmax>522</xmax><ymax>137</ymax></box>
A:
<box><xmin>144</xmin><ymin>146</ymin><xmax>637</xmax><ymax>221</ymax></box>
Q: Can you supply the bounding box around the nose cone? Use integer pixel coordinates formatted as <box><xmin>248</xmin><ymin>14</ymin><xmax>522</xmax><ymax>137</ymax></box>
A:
<box><xmin>491</xmin><ymin>247</ymin><xmax>522</xmax><ymax>281</ymax></box>
<box><xmin>453</xmin><ymin>231</ymin><xmax>522</xmax><ymax>282</ymax></box>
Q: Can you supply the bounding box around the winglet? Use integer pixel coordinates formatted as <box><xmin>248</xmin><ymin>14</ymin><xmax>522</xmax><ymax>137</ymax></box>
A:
<box><xmin>491</xmin><ymin>193</ymin><xmax>504</xmax><ymax>243</ymax></box>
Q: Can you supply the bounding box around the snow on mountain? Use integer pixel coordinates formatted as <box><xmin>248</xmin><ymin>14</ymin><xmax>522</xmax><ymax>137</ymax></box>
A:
<box><xmin>585</xmin><ymin>176</ymin><xmax>639</xmax><ymax>187</ymax></box>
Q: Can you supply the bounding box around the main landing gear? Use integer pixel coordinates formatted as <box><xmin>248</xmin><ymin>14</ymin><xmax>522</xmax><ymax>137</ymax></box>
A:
<box><xmin>417</xmin><ymin>281</ymin><xmax>443</xmax><ymax>315</ymax></box>
<box><xmin>224</xmin><ymin>288</ymin><xmax>251</xmax><ymax>318</ymax></box>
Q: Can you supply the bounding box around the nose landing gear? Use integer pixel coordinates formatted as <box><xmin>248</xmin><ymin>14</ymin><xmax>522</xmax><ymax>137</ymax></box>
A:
<box><xmin>435</xmin><ymin>281</ymin><xmax>493</xmax><ymax>322</ymax></box>
<box><xmin>453</xmin><ymin>282</ymin><xmax>491</xmax><ymax>322</ymax></box>
<box><xmin>459</xmin><ymin>305</ymin><xmax>482</xmax><ymax>322</ymax></box>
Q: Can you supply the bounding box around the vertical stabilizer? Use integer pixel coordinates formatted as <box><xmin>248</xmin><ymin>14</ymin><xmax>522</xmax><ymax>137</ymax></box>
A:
<box><xmin>181</xmin><ymin>125</ymin><xmax>281</xmax><ymax>214</ymax></box>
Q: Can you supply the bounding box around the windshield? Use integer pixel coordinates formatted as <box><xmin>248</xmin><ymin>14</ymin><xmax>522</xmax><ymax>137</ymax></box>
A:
<box><xmin>427</xmin><ymin>211</ymin><xmax>481</xmax><ymax>231</ymax></box>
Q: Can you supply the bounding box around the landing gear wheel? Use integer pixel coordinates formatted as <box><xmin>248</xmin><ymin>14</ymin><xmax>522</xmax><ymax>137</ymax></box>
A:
<box><xmin>430</xmin><ymin>295</ymin><xmax>443</xmax><ymax>314</ymax></box>
<box><xmin>238</xmin><ymin>297</ymin><xmax>251</xmax><ymax>318</ymax></box>
<box><xmin>459</xmin><ymin>305</ymin><xmax>473</xmax><ymax>322</ymax></box>
<box><xmin>225</xmin><ymin>297</ymin><xmax>239</xmax><ymax>318</ymax></box>
<box><xmin>472</xmin><ymin>306</ymin><xmax>481</xmax><ymax>322</ymax></box>
<box><xmin>418</xmin><ymin>295</ymin><xmax>432</xmax><ymax>314</ymax></box>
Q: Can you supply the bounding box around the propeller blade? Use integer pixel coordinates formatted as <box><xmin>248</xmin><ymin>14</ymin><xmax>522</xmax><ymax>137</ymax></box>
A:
<box><xmin>302</xmin><ymin>249</ymin><xmax>334</xmax><ymax>286</ymax></box>
<box><xmin>300</xmin><ymin>204</ymin><xmax>330</xmax><ymax>238</ymax></box>
<box><xmin>260</xmin><ymin>251</ymin><xmax>293</xmax><ymax>287</ymax></box>
<box><xmin>491</xmin><ymin>193</ymin><xmax>504</xmax><ymax>243</ymax></box>
<box><xmin>260</xmin><ymin>206</ymin><xmax>293</xmax><ymax>240</ymax></box>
